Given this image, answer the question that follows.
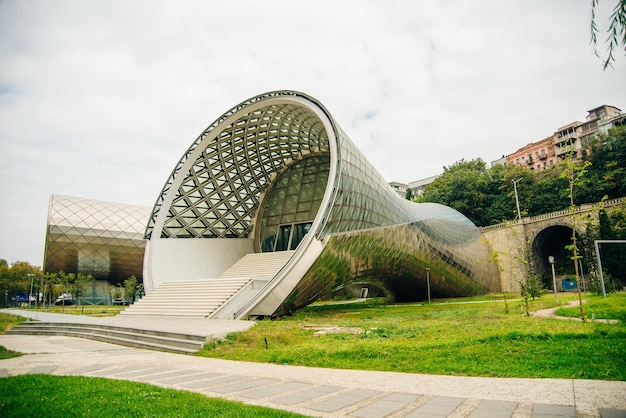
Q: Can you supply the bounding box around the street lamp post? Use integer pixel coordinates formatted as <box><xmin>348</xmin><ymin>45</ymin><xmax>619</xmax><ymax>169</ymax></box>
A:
<box><xmin>512</xmin><ymin>177</ymin><xmax>523</xmax><ymax>221</ymax></box>
<box><xmin>548</xmin><ymin>256</ymin><xmax>558</xmax><ymax>300</ymax></box>
<box><xmin>425</xmin><ymin>268</ymin><xmax>431</xmax><ymax>304</ymax></box>
<box><xmin>27</xmin><ymin>273</ymin><xmax>35</xmax><ymax>309</ymax></box>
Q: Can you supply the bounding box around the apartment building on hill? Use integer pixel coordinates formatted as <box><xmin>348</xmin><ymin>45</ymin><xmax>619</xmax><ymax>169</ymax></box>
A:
<box><xmin>503</xmin><ymin>105</ymin><xmax>624</xmax><ymax>170</ymax></box>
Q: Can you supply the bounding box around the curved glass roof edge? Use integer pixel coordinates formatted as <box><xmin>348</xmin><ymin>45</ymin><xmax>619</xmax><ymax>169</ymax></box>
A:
<box><xmin>145</xmin><ymin>91</ymin><xmax>341</xmax><ymax>242</ymax></box>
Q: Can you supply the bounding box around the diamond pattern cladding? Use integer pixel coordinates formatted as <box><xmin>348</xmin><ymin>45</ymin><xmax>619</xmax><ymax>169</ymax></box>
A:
<box><xmin>160</xmin><ymin>103</ymin><xmax>330</xmax><ymax>238</ymax></box>
<box><xmin>44</xmin><ymin>195</ymin><xmax>150</xmax><ymax>281</ymax></box>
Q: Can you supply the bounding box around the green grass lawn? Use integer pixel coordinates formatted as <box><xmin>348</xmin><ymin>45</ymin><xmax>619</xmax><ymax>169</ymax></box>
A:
<box><xmin>2</xmin><ymin>294</ymin><xmax>625</xmax><ymax>380</ymax></box>
<box><xmin>196</xmin><ymin>294</ymin><xmax>626</xmax><ymax>381</ymax></box>
<box><xmin>0</xmin><ymin>375</ymin><xmax>305</xmax><ymax>418</ymax></box>
<box><xmin>555</xmin><ymin>293</ymin><xmax>626</xmax><ymax>321</ymax></box>
<box><xmin>0</xmin><ymin>312</ymin><xmax>23</xmax><ymax>359</ymax></box>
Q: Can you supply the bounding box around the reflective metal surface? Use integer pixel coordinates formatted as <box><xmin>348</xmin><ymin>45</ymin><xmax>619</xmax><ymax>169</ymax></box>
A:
<box><xmin>277</xmin><ymin>221</ymin><xmax>499</xmax><ymax>315</ymax></box>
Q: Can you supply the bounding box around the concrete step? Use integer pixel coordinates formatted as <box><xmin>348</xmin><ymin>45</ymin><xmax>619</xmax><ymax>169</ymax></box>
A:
<box><xmin>135</xmin><ymin>291</ymin><xmax>240</xmax><ymax>296</ymax></box>
<box><xmin>217</xmin><ymin>251</ymin><xmax>293</xmax><ymax>279</ymax></box>
<box><xmin>122</xmin><ymin>253</ymin><xmax>293</xmax><ymax>318</ymax></box>
<box><xmin>120</xmin><ymin>277</ymin><xmax>252</xmax><ymax>317</ymax></box>
<box><xmin>6</xmin><ymin>322</ymin><xmax>206</xmax><ymax>354</ymax></box>
<box><xmin>130</xmin><ymin>301</ymin><xmax>224</xmax><ymax>306</ymax></box>
<box><xmin>157</xmin><ymin>281</ymin><xmax>250</xmax><ymax>288</ymax></box>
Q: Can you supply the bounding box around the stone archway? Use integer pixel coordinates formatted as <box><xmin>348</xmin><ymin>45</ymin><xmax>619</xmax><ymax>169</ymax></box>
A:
<box><xmin>531</xmin><ymin>225</ymin><xmax>579</xmax><ymax>290</ymax></box>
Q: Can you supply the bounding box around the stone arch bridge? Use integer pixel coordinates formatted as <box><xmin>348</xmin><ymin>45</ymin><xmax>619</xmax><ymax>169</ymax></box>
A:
<box><xmin>480</xmin><ymin>197</ymin><xmax>625</xmax><ymax>292</ymax></box>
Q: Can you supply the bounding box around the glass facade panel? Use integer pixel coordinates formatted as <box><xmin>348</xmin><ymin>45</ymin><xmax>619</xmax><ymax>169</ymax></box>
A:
<box><xmin>258</xmin><ymin>155</ymin><xmax>330</xmax><ymax>252</ymax></box>
<box><xmin>44</xmin><ymin>195</ymin><xmax>149</xmax><ymax>282</ymax></box>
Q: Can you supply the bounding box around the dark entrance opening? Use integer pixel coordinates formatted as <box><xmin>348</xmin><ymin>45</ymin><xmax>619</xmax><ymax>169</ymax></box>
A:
<box><xmin>532</xmin><ymin>225</ymin><xmax>577</xmax><ymax>289</ymax></box>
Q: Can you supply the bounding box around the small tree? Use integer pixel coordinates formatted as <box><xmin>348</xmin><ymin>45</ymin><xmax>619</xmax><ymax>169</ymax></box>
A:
<box><xmin>56</xmin><ymin>271</ymin><xmax>74</xmax><ymax>312</ymax></box>
<box><xmin>75</xmin><ymin>273</ymin><xmax>95</xmax><ymax>314</ymax></box>
<box><xmin>560</xmin><ymin>153</ymin><xmax>591</xmax><ymax>321</ymax></box>
<box><xmin>124</xmin><ymin>275</ymin><xmax>138</xmax><ymax>305</ymax></box>
<box><xmin>41</xmin><ymin>272</ymin><xmax>58</xmax><ymax>309</ymax></box>
<box><xmin>520</xmin><ymin>272</ymin><xmax>547</xmax><ymax>303</ymax></box>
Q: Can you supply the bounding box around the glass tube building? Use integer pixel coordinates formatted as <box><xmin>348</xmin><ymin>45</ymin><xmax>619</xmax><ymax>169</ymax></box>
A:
<box><xmin>142</xmin><ymin>91</ymin><xmax>501</xmax><ymax>318</ymax></box>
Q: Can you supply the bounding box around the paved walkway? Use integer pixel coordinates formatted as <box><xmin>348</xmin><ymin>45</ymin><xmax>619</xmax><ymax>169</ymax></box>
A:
<box><xmin>0</xmin><ymin>311</ymin><xmax>625</xmax><ymax>417</ymax></box>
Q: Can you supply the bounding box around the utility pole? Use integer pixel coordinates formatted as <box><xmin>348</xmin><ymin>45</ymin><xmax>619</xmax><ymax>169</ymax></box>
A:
<box><xmin>549</xmin><ymin>256</ymin><xmax>558</xmax><ymax>300</ymax></box>
<box><xmin>512</xmin><ymin>177</ymin><xmax>523</xmax><ymax>220</ymax></box>
<box><xmin>426</xmin><ymin>268</ymin><xmax>431</xmax><ymax>304</ymax></box>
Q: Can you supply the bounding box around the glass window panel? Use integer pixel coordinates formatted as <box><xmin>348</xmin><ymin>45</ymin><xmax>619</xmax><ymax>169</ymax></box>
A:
<box><xmin>275</xmin><ymin>225</ymin><xmax>291</xmax><ymax>251</ymax></box>
<box><xmin>299</xmin><ymin>186</ymin><xmax>314</xmax><ymax>201</ymax></box>
<box><xmin>283</xmin><ymin>195</ymin><xmax>298</xmax><ymax>214</ymax></box>
<box><xmin>258</xmin><ymin>154</ymin><xmax>330</xmax><ymax>252</ymax></box>
<box><xmin>295</xmin><ymin>212</ymin><xmax>311</xmax><ymax>222</ymax></box>
<box><xmin>297</xmin><ymin>201</ymin><xmax>312</xmax><ymax>212</ymax></box>
<box><xmin>302</xmin><ymin>173</ymin><xmax>316</xmax><ymax>184</ymax></box>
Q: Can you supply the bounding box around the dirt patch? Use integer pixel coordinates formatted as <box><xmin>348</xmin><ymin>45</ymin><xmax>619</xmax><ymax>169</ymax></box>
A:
<box><xmin>303</xmin><ymin>324</ymin><xmax>364</xmax><ymax>336</ymax></box>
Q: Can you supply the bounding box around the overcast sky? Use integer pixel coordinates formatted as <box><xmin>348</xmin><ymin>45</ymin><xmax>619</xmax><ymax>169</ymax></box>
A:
<box><xmin>1</xmin><ymin>0</ymin><xmax>624</xmax><ymax>266</ymax></box>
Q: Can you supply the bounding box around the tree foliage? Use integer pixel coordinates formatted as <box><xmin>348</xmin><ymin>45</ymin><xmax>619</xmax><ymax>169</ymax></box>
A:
<box><xmin>422</xmin><ymin>127</ymin><xmax>626</xmax><ymax>227</ymax></box>
<box><xmin>591</xmin><ymin>0</ymin><xmax>626</xmax><ymax>69</ymax></box>
<box><xmin>0</xmin><ymin>260</ymin><xmax>41</xmax><ymax>307</ymax></box>
<box><xmin>124</xmin><ymin>275</ymin><xmax>138</xmax><ymax>304</ymax></box>
<box><xmin>422</xmin><ymin>159</ymin><xmax>490</xmax><ymax>226</ymax></box>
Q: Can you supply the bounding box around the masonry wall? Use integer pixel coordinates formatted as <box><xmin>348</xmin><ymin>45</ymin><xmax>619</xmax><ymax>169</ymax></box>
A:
<box><xmin>481</xmin><ymin>225</ymin><xmax>527</xmax><ymax>293</ymax></box>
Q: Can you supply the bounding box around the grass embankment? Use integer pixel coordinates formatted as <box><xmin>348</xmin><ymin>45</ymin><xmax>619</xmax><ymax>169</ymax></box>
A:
<box><xmin>197</xmin><ymin>294</ymin><xmax>626</xmax><ymax>381</ymax></box>
<box><xmin>0</xmin><ymin>375</ymin><xmax>305</xmax><ymax>418</ymax></box>
<box><xmin>14</xmin><ymin>305</ymin><xmax>124</xmax><ymax>316</ymax></box>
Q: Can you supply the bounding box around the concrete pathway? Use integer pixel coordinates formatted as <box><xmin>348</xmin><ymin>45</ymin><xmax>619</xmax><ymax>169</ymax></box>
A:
<box><xmin>0</xmin><ymin>311</ymin><xmax>625</xmax><ymax>417</ymax></box>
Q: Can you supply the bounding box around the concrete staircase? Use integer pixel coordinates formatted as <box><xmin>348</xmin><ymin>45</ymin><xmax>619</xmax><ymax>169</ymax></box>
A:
<box><xmin>6</xmin><ymin>322</ymin><xmax>205</xmax><ymax>354</ymax></box>
<box><xmin>119</xmin><ymin>251</ymin><xmax>295</xmax><ymax>318</ymax></box>
<box><xmin>217</xmin><ymin>251</ymin><xmax>294</xmax><ymax>279</ymax></box>
<box><xmin>119</xmin><ymin>278</ymin><xmax>250</xmax><ymax>318</ymax></box>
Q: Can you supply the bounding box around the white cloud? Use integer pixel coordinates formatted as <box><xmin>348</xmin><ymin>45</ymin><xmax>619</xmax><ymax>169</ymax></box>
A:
<box><xmin>0</xmin><ymin>0</ymin><xmax>624</xmax><ymax>265</ymax></box>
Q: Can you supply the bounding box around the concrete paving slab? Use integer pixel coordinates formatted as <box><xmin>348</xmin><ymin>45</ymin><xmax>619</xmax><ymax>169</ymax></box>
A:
<box><xmin>308</xmin><ymin>388</ymin><xmax>381</xmax><ymax>412</ymax></box>
<box><xmin>208</xmin><ymin>377</ymin><xmax>280</xmax><ymax>394</ymax></box>
<box><xmin>469</xmin><ymin>399</ymin><xmax>518</xmax><ymax>418</ymax></box>
<box><xmin>181</xmin><ymin>374</ymin><xmax>246</xmax><ymax>389</ymax></box>
<box><xmin>350</xmin><ymin>393</ymin><xmax>420</xmax><ymax>418</ymax></box>
<box><xmin>114</xmin><ymin>367</ymin><xmax>174</xmax><ymax>378</ymax></box>
<box><xmin>143</xmin><ymin>369</ymin><xmax>197</xmax><ymax>380</ymax></box>
<box><xmin>157</xmin><ymin>371</ymin><xmax>223</xmax><ymax>385</ymax></box>
<box><xmin>600</xmin><ymin>409</ymin><xmax>626</xmax><ymax>418</ymax></box>
<box><xmin>239</xmin><ymin>382</ymin><xmax>311</xmax><ymax>399</ymax></box>
<box><xmin>532</xmin><ymin>404</ymin><xmax>577</xmax><ymax>417</ymax></box>
<box><xmin>272</xmin><ymin>385</ymin><xmax>340</xmax><ymax>405</ymax></box>
<box><xmin>405</xmin><ymin>396</ymin><xmax>465</xmax><ymax>417</ymax></box>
